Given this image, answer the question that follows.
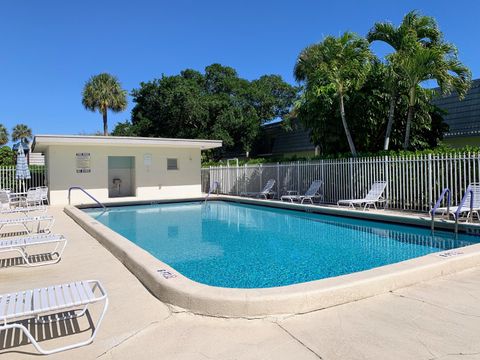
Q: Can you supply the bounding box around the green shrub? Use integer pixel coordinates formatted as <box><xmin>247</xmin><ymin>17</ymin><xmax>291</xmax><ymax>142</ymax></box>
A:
<box><xmin>0</xmin><ymin>146</ymin><xmax>15</xmax><ymax>166</ymax></box>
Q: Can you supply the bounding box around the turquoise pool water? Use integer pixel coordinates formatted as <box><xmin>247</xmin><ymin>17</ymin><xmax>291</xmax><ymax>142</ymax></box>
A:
<box><xmin>85</xmin><ymin>201</ymin><xmax>479</xmax><ymax>288</ymax></box>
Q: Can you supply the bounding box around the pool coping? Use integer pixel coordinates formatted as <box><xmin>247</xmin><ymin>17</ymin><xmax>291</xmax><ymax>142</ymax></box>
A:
<box><xmin>65</xmin><ymin>197</ymin><xmax>480</xmax><ymax>317</ymax></box>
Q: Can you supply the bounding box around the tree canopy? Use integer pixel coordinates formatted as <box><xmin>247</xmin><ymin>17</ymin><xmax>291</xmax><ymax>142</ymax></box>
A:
<box><xmin>113</xmin><ymin>64</ymin><xmax>297</xmax><ymax>157</ymax></box>
<box><xmin>367</xmin><ymin>10</ymin><xmax>444</xmax><ymax>150</ymax></box>
<box><xmin>294</xmin><ymin>32</ymin><xmax>373</xmax><ymax>156</ymax></box>
<box><xmin>82</xmin><ymin>73</ymin><xmax>128</xmax><ymax>136</ymax></box>
<box><xmin>292</xmin><ymin>11</ymin><xmax>471</xmax><ymax>155</ymax></box>
<box><xmin>0</xmin><ymin>125</ymin><xmax>8</xmax><ymax>146</ymax></box>
<box><xmin>11</xmin><ymin>124</ymin><xmax>32</xmax><ymax>143</ymax></box>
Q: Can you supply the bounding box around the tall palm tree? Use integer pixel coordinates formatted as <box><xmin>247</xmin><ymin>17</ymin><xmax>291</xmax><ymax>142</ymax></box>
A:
<box><xmin>294</xmin><ymin>32</ymin><xmax>372</xmax><ymax>156</ymax></box>
<box><xmin>11</xmin><ymin>124</ymin><xmax>32</xmax><ymax>143</ymax></box>
<box><xmin>0</xmin><ymin>125</ymin><xmax>8</xmax><ymax>146</ymax></box>
<box><xmin>82</xmin><ymin>73</ymin><xmax>128</xmax><ymax>136</ymax></box>
<box><xmin>392</xmin><ymin>43</ymin><xmax>471</xmax><ymax>149</ymax></box>
<box><xmin>367</xmin><ymin>10</ymin><xmax>442</xmax><ymax>150</ymax></box>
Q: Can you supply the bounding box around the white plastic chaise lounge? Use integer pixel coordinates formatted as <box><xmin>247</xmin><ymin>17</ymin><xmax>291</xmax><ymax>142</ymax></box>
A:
<box><xmin>337</xmin><ymin>181</ymin><xmax>387</xmax><ymax>211</ymax></box>
<box><xmin>0</xmin><ymin>280</ymin><xmax>108</xmax><ymax>355</ymax></box>
<box><xmin>281</xmin><ymin>180</ymin><xmax>323</xmax><ymax>204</ymax></box>
<box><xmin>10</xmin><ymin>188</ymin><xmax>44</xmax><ymax>208</ymax></box>
<box><xmin>240</xmin><ymin>179</ymin><xmax>276</xmax><ymax>199</ymax></box>
<box><xmin>0</xmin><ymin>215</ymin><xmax>54</xmax><ymax>234</ymax></box>
<box><xmin>0</xmin><ymin>205</ymin><xmax>47</xmax><ymax>215</ymax></box>
<box><xmin>433</xmin><ymin>183</ymin><xmax>480</xmax><ymax>221</ymax></box>
<box><xmin>0</xmin><ymin>234</ymin><xmax>67</xmax><ymax>267</ymax></box>
<box><xmin>0</xmin><ymin>189</ymin><xmax>46</xmax><ymax>213</ymax></box>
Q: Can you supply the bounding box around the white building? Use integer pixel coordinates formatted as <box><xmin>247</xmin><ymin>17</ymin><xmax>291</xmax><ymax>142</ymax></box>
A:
<box><xmin>32</xmin><ymin>135</ymin><xmax>222</xmax><ymax>205</ymax></box>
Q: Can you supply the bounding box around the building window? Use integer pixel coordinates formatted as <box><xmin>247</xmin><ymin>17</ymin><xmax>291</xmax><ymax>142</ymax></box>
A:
<box><xmin>167</xmin><ymin>158</ymin><xmax>178</xmax><ymax>170</ymax></box>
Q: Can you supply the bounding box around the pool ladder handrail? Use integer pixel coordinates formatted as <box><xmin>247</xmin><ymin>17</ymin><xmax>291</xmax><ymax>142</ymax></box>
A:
<box><xmin>205</xmin><ymin>181</ymin><xmax>220</xmax><ymax>203</ymax></box>
<box><xmin>454</xmin><ymin>186</ymin><xmax>474</xmax><ymax>234</ymax></box>
<box><xmin>68</xmin><ymin>186</ymin><xmax>107</xmax><ymax>211</ymax></box>
<box><xmin>430</xmin><ymin>186</ymin><xmax>475</xmax><ymax>235</ymax></box>
<box><xmin>430</xmin><ymin>187</ymin><xmax>450</xmax><ymax>233</ymax></box>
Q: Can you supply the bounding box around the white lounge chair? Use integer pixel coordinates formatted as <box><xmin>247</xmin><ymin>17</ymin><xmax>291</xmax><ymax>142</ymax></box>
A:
<box><xmin>337</xmin><ymin>181</ymin><xmax>387</xmax><ymax>211</ymax></box>
<box><xmin>0</xmin><ymin>280</ymin><xmax>108</xmax><ymax>355</ymax></box>
<box><xmin>10</xmin><ymin>188</ymin><xmax>43</xmax><ymax>208</ymax></box>
<box><xmin>240</xmin><ymin>179</ymin><xmax>276</xmax><ymax>199</ymax></box>
<box><xmin>0</xmin><ymin>234</ymin><xmax>67</xmax><ymax>267</ymax></box>
<box><xmin>0</xmin><ymin>215</ymin><xmax>54</xmax><ymax>234</ymax></box>
<box><xmin>0</xmin><ymin>205</ymin><xmax>47</xmax><ymax>215</ymax></box>
<box><xmin>38</xmin><ymin>186</ymin><xmax>49</xmax><ymax>205</ymax></box>
<box><xmin>434</xmin><ymin>183</ymin><xmax>480</xmax><ymax>221</ymax></box>
<box><xmin>281</xmin><ymin>180</ymin><xmax>323</xmax><ymax>204</ymax></box>
<box><xmin>0</xmin><ymin>190</ymin><xmax>13</xmax><ymax>210</ymax></box>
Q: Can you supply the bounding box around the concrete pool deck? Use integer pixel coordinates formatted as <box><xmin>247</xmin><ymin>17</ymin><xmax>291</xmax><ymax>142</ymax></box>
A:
<box><xmin>1</xmin><ymin>206</ymin><xmax>480</xmax><ymax>359</ymax></box>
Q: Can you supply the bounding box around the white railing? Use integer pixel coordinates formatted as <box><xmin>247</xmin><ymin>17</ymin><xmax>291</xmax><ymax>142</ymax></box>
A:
<box><xmin>0</xmin><ymin>166</ymin><xmax>47</xmax><ymax>192</ymax></box>
<box><xmin>201</xmin><ymin>153</ymin><xmax>480</xmax><ymax>212</ymax></box>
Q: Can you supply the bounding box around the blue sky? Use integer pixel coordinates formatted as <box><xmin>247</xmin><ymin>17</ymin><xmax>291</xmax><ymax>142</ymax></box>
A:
<box><xmin>1</xmin><ymin>0</ymin><xmax>478</xmax><ymax>140</ymax></box>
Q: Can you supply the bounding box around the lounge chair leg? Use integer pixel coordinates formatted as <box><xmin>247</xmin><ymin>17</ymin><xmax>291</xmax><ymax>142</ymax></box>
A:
<box><xmin>27</xmin><ymin>239</ymin><xmax>67</xmax><ymax>267</ymax></box>
<box><xmin>8</xmin><ymin>295</ymin><xmax>109</xmax><ymax>355</ymax></box>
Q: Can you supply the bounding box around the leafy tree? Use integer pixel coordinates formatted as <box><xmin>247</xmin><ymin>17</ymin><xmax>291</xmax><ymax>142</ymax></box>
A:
<box><xmin>294</xmin><ymin>32</ymin><xmax>373</xmax><ymax>156</ymax></box>
<box><xmin>11</xmin><ymin>124</ymin><xmax>32</xmax><ymax>143</ymax></box>
<box><xmin>0</xmin><ymin>125</ymin><xmax>8</xmax><ymax>146</ymax></box>
<box><xmin>0</xmin><ymin>146</ymin><xmax>15</xmax><ymax>166</ymax></box>
<box><xmin>367</xmin><ymin>10</ymin><xmax>442</xmax><ymax>150</ymax></box>
<box><xmin>115</xmin><ymin>64</ymin><xmax>297</xmax><ymax>158</ymax></box>
<box><xmin>392</xmin><ymin>42</ymin><xmax>471</xmax><ymax>149</ymax></box>
<box><xmin>293</xmin><ymin>59</ymin><xmax>447</xmax><ymax>153</ymax></box>
<box><xmin>82</xmin><ymin>73</ymin><xmax>128</xmax><ymax>136</ymax></box>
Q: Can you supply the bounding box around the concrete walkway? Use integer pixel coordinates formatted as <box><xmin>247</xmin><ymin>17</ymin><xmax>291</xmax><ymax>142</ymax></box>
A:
<box><xmin>1</xmin><ymin>207</ymin><xmax>480</xmax><ymax>359</ymax></box>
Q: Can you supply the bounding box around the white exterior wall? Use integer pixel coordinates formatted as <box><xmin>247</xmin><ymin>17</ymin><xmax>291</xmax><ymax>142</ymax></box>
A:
<box><xmin>45</xmin><ymin>145</ymin><xmax>202</xmax><ymax>205</ymax></box>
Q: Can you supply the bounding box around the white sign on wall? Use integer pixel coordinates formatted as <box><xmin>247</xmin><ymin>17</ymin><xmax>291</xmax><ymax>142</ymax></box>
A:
<box><xmin>76</xmin><ymin>152</ymin><xmax>91</xmax><ymax>173</ymax></box>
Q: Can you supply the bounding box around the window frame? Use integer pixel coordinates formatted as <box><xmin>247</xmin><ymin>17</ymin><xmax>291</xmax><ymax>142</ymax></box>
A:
<box><xmin>167</xmin><ymin>158</ymin><xmax>179</xmax><ymax>171</ymax></box>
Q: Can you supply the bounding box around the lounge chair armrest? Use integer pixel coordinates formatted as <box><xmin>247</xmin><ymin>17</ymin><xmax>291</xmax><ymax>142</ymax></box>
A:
<box><xmin>286</xmin><ymin>190</ymin><xmax>298</xmax><ymax>195</ymax></box>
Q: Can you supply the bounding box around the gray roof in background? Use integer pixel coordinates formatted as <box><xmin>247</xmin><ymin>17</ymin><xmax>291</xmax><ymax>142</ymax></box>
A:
<box><xmin>432</xmin><ymin>79</ymin><xmax>480</xmax><ymax>137</ymax></box>
<box><xmin>264</xmin><ymin>121</ymin><xmax>315</xmax><ymax>154</ymax></box>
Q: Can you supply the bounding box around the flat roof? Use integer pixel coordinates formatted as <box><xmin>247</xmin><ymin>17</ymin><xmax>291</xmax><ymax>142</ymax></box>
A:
<box><xmin>32</xmin><ymin>134</ymin><xmax>222</xmax><ymax>152</ymax></box>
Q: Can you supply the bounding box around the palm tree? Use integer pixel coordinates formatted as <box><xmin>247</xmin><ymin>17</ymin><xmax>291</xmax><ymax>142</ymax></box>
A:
<box><xmin>294</xmin><ymin>32</ymin><xmax>372</xmax><ymax>156</ymax></box>
<box><xmin>367</xmin><ymin>10</ymin><xmax>442</xmax><ymax>150</ymax></box>
<box><xmin>11</xmin><ymin>124</ymin><xmax>32</xmax><ymax>143</ymax></box>
<box><xmin>82</xmin><ymin>73</ymin><xmax>128</xmax><ymax>136</ymax></box>
<box><xmin>0</xmin><ymin>125</ymin><xmax>8</xmax><ymax>146</ymax></box>
<box><xmin>392</xmin><ymin>43</ymin><xmax>471</xmax><ymax>149</ymax></box>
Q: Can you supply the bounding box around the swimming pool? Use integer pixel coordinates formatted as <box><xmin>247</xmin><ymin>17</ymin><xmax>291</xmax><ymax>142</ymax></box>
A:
<box><xmin>84</xmin><ymin>201</ymin><xmax>479</xmax><ymax>289</ymax></box>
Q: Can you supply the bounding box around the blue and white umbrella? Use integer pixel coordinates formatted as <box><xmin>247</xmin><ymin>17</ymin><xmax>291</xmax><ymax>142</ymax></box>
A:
<box><xmin>15</xmin><ymin>143</ymin><xmax>30</xmax><ymax>192</ymax></box>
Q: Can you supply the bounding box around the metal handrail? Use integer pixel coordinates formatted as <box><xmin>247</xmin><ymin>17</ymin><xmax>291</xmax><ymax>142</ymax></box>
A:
<box><xmin>454</xmin><ymin>186</ymin><xmax>474</xmax><ymax>234</ymax></box>
<box><xmin>68</xmin><ymin>186</ymin><xmax>106</xmax><ymax>211</ymax></box>
<box><xmin>430</xmin><ymin>187</ymin><xmax>450</xmax><ymax>232</ymax></box>
<box><xmin>204</xmin><ymin>181</ymin><xmax>220</xmax><ymax>203</ymax></box>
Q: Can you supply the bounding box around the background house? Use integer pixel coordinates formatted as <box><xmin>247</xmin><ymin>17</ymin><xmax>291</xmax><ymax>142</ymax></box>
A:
<box><xmin>432</xmin><ymin>79</ymin><xmax>480</xmax><ymax>147</ymax></box>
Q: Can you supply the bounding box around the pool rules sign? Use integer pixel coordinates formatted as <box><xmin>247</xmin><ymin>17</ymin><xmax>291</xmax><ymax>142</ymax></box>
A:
<box><xmin>76</xmin><ymin>152</ymin><xmax>91</xmax><ymax>173</ymax></box>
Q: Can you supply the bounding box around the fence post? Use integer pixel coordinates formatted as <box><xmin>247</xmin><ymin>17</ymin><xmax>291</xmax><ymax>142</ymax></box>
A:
<box><xmin>297</xmin><ymin>161</ymin><xmax>300</xmax><ymax>193</ymax></box>
<box><xmin>478</xmin><ymin>154</ymin><xmax>480</xmax><ymax>187</ymax></box>
<box><xmin>236</xmin><ymin>165</ymin><xmax>239</xmax><ymax>195</ymax></box>
<box><xmin>349</xmin><ymin>158</ymin><xmax>354</xmax><ymax>199</ymax></box>
<box><xmin>428</xmin><ymin>153</ymin><xmax>433</xmax><ymax>209</ymax></box>
<box><xmin>209</xmin><ymin>166</ymin><xmax>212</xmax><ymax>194</ymax></box>
<box><xmin>220</xmin><ymin>165</ymin><xmax>223</xmax><ymax>194</ymax></box>
<box><xmin>244</xmin><ymin>163</ymin><xmax>247</xmax><ymax>194</ymax></box>
<box><xmin>384</xmin><ymin>155</ymin><xmax>389</xmax><ymax>209</ymax></box>
<box><xmin>276</xmin><ymin>162</ymin><xmax>280</xmax><ymax>199</ymax></box>
<box><xmin>259</xmin><ymin>164</ymin><xmax>262</xmax><ymax>192</ymax></box>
